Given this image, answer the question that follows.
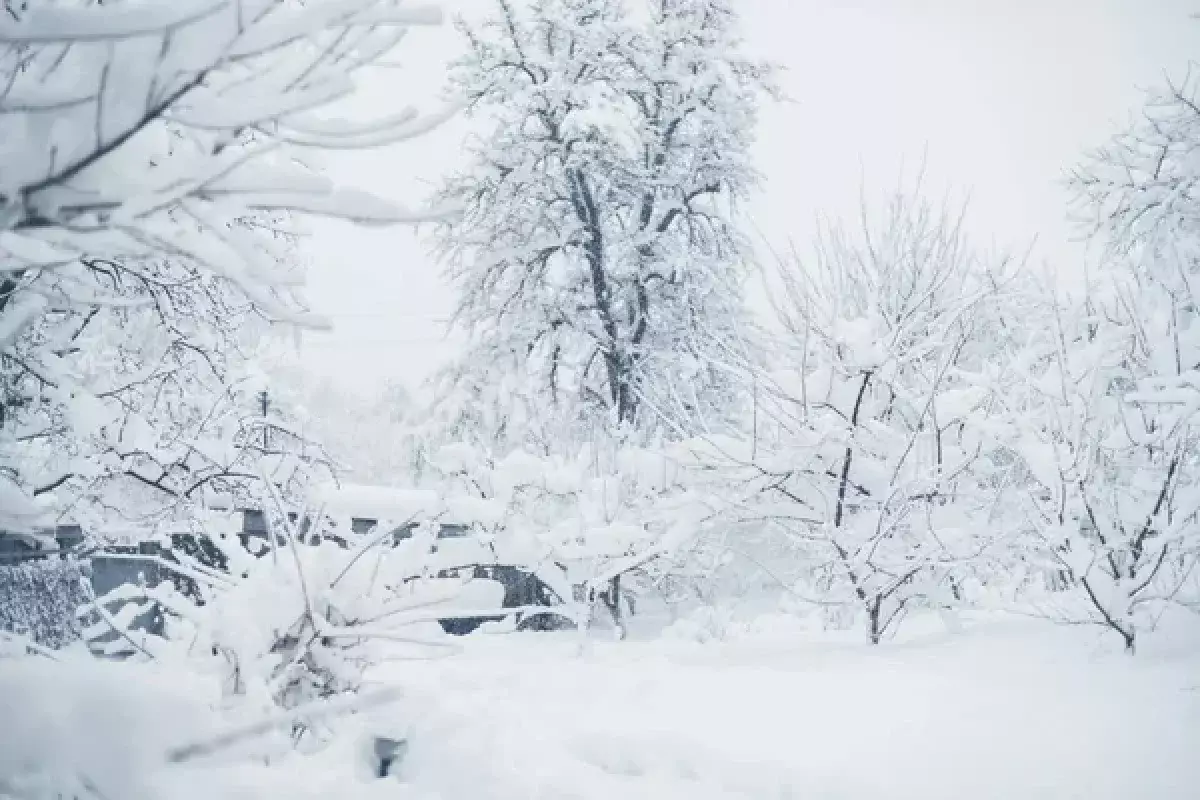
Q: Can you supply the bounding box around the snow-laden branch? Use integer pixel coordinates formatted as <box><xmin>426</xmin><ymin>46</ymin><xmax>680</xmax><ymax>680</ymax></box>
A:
<box><xmin>0</xmin><ymin>0</ymin><xmax>229</xmax><ymax>42</ymax></box>
<box><xmin>0</xmin><ymin>0</ymin><xmax>451</xmax><ymax>528</ymax></box>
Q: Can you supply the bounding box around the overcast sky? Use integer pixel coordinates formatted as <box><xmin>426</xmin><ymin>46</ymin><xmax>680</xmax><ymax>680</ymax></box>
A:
<box><xmin>295</xmin><ymin>0</ymin><xmax>1200</xmax><ymax>398</ymax></box>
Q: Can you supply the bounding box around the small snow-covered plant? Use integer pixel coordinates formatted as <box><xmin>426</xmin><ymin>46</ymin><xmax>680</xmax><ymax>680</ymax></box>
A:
<box><xmin>80</xmin><ymin>483</ymin><xmax>499</xmax><ymax>738</ymax></box>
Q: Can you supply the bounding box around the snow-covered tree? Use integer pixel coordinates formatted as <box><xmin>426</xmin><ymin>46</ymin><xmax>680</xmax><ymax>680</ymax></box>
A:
<box><xmin>719</xmin><ymin>191</ymin><xmax>1014</xmax><ymax>643</ymax></box>
<box><xmin>998</xmin><ymin>76</ymin><xmax>1200</xmax><ymax>651</ymax></box>
<box><xmin>0</xmin><ymin>0</ymin><xmax>453</xmax><ymax>532</ymax></box>
<box><xmin>426</xmin><ymin>0</ymin><xmax>769</xmax><ymax>450</ymax></box>
<box><xmin>990</xmin><ymin>268</ymin><xmax>1200</xmax><ymax>652</ymax></box>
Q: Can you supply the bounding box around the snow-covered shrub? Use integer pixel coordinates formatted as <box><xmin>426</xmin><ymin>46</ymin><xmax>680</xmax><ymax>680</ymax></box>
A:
<box><xmin>425</xmin><ymin>441</ymin><xmax>714</xmax><ymax>637</ymax></box>
<box><xmin>0</xmin><ymin>557</ymin><xmax>89</xmax><ymax>649</ymax></box>
<box><xmin>80</xmin><ymin>494</ymin><xmax>506</xmax><ymax>737</ymax></box>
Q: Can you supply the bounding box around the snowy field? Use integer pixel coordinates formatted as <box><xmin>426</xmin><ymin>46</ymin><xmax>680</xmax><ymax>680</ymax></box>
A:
<box><xmin>6</xmin><ymin>612</ymin><xmax>1200</xmax><ymax>800</ymax></box>
<box><xmin>204</xmin><ymin>612</ymin><xmax>1200</xmax><ymax>800</ymax></box>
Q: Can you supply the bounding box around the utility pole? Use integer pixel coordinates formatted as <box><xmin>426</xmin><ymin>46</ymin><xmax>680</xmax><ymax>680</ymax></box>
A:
<box><xmin>258</xmin><ymin>389</ymin><xmax>269</xmax><ymax>450</ymax></box>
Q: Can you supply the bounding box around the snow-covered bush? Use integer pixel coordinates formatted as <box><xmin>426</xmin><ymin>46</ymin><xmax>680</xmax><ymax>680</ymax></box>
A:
<box><xmin>79</xmin><ymin>485</ymin><xmax>508</xmax><ymax>740</ymax></box>
<box><xmin>0</xmin><ymin>557</ymin><xmax>89</xmax><ymax>649</ymax></box>
<box><xmin>426</xmin><ymin>441</ymin><xmax>711</xmax><ymax>637</ymax></box>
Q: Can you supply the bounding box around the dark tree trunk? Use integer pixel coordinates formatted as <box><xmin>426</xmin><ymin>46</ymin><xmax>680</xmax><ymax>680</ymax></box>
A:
<box><xmin>569</xmin><ymin>168</ymin><xmax>636</xmax><ymax>427</ymax></box>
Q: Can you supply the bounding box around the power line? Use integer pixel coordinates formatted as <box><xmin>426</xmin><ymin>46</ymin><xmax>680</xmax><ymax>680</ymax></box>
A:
<box><xmin>317</xmin><ymin>311</ymin><xmax>452</xmax><ymax>320</ymax></box>
<box><xmin>299</xmin><ymin>336</ymin><xmax>453</xmax><ymax>348</ymax></box>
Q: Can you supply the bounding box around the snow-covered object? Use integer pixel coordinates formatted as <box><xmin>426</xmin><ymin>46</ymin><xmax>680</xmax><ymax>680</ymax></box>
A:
<box><xmin>0</xmin><ymin>558</ymin><xmax>89</xmax><ymax>649</ymax></box>
<box><xmin>0</xmin><ymin>0</ymin><xmax>451</xmax><ymax>534</ymax></box>
<box><xmin>967</xmin><ymin>81</ymin><xmax>1200</xmax><ymax>650</ymax></box>
<box><xmin>0</xmin><ymin>479</ymin><xmax>53</xmax><ymax>531</ymax></box>
<box><xmin>416</xmin><ymin>440</ymin><xmax>716</xmax><ymax>633</ymax></box>
<box><xmin>310</xmin><ymin>483</ymin><xmax>442</xmax><ymax>525</ymax></box>
<box><xmin>986</xmin><ymin>269</ymin><xmax>1200</xmax><ymax>652</ymax></box>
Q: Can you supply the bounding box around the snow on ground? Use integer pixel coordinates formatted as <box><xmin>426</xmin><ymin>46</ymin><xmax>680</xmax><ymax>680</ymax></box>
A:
<box><xmin>59</xmin><ymin>610</ymin><xmax>1194</xmax><ymax>800</ymax></box>
<box><xmin>362</xmin><ymin>612</ymin><xmax>1200</xmax><ymax>800</ymax></box>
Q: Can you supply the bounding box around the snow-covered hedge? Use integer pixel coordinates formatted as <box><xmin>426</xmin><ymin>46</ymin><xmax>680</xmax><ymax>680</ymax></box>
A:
<box><xmin>0</xmin><ymin>558</ymin><xmax>88</xmax><ymax>649</ymax></box>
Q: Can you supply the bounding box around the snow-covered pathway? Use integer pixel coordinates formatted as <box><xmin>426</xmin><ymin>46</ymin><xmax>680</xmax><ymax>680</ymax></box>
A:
<box><xmin>375</xmin><ymin>615</ymin><xmax>1200</xmax><ymax>800</ymax></box>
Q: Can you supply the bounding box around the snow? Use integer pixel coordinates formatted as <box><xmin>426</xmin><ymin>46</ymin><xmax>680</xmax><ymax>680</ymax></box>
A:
<box><xmin>426</xmin><ymin>577</ymin><xmax>505</xmax><ymax>614</ymax></box>
<box><xmin>0</xmin><ymin>292</ymin><xmax>48</xmax><ymax>348</ymax></box>
<box><xmin>0</xmin><ymin>656</ymin><xmax>219</xmax><ymax>800</ymax></box>
<box><xmin>226</xmin><ymin>2</ymin><xmax>441</xmax><ymax>61</ymax></box>
<box><xmin>6</xmin><ymin>603</ymin><xmax>1200</xmax><ymax>800</ymax></box>
<box><xmin>0</xmin><ymin>478</ymin><xmax>50</xmax><ymax>530</ymax></box>
<box><xmin>311</xmin><ymin>483</ymin><xmax>442</xmax><ymax>523</ymax></box>
<box><xmin>368</xmin><ymin>612</ymin><xmax>1200</xmax><ymax>800</ymax></box>
<box><xmin>0</xmin><ymin>0</ymin><xmax>228</xmax><ymax>42</ymax></box>
<box><xmin>240</xmin><ymin>187</ymin><xmax>452</xmax><ymax>225</ymax></box>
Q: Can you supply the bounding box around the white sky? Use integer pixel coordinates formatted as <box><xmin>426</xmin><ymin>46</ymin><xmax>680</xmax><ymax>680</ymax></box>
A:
<box><xmin>296</xmin><ymin>0</ymin><xmax>1200</xmax><ymax>397</ymax></box>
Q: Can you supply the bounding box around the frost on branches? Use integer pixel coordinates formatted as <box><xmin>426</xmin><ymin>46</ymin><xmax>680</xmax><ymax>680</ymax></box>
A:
<box><xmin>707</xmin><ymin>191</ymin><xmax>1016</xmax><ymax>643</ymax></box>
<box><xmin>0</xmin><ymin>0</ymin><xmax>453</xmax><ymax>532</ymax></box>
<box><xmin>427</xmin><ymin>0</ymin><xmax>769</xmax><ymax>449</ymax></box>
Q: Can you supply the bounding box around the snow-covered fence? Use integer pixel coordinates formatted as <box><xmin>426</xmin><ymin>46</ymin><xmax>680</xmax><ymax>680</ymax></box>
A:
<box><xmin>0</xmin><ymin>557</ymin><xmax>89</xmax><ymax>649</ymax></box>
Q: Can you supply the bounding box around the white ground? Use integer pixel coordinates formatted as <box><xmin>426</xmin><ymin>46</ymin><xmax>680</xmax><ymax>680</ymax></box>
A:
<box><xmin>349</xmin><ymin>612</ymin><xmax>1200</xmax><ymax>800</ymax></box>
<box><xmin>13</xmin><ymin>610</ymin><xmax>1197</xmax><ymax>800</ymax></box>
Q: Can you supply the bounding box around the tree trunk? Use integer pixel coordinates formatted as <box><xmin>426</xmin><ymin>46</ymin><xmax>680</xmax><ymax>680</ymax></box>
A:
<box><xmin>569</xmin><ymin>168</ymin><xmax>635</xmax><ymax>427</ymax></box>
<box><xmin>866</xmin><ymin>597</ymin><xmax>882</xmax><ymax>646</ymax></box>
<box><xmin>602</xmin><ymin>574</ymin><xmax>626</xmax><ymax>640</ymax></box>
